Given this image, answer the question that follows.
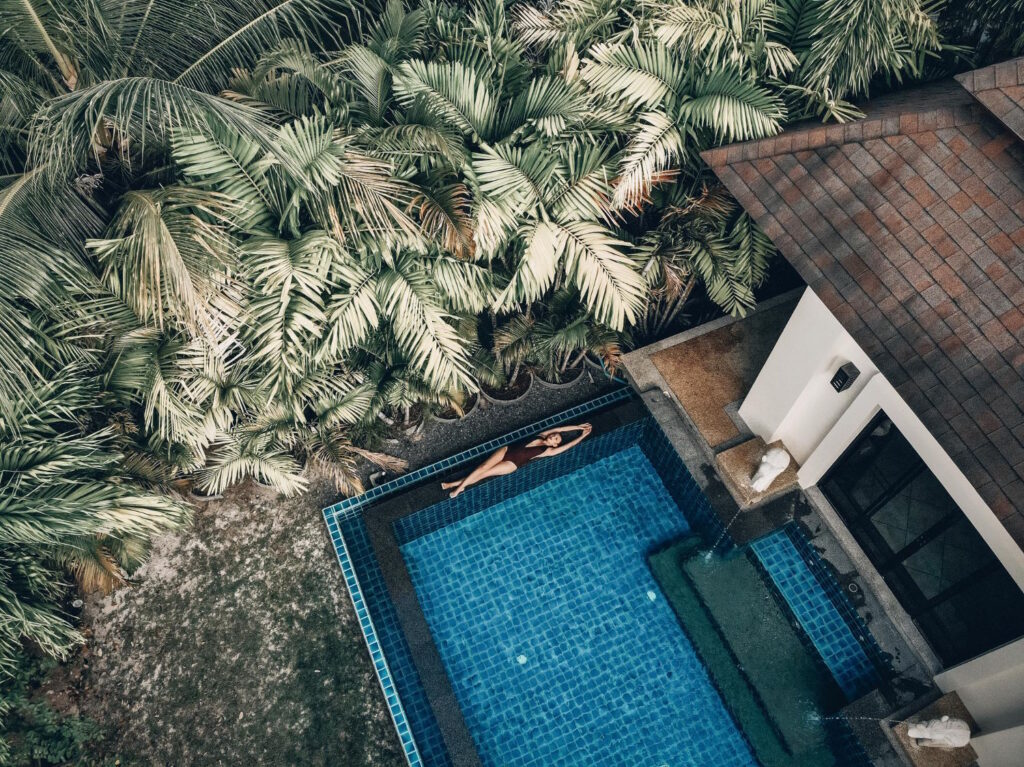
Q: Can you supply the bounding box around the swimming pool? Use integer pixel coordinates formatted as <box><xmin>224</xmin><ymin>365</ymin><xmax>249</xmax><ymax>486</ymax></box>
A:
<box><xmin>403</xmin><ymin>445</ymin><xmax>753</xmax><ymax>766</ymax></box>
<box><xmin>325</xmin><ymin>396</ymin><xmax>886</xmax><ymax>766</ymax></box>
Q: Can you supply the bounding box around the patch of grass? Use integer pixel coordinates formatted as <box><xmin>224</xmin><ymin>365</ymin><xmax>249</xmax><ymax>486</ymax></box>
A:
<box><xmin>1</xmin><ymin>657</ymin><xmax>103</xmax><ymax>766</ymax></box>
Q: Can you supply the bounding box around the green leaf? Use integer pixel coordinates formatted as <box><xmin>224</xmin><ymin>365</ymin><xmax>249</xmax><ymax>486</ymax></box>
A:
<box><xmin>555</xmin><ymin>221</ymin><xmax>644</xmax><ymax>330</ymax></box>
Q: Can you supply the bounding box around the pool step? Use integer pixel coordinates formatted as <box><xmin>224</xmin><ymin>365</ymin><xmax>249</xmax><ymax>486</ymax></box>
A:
<box><xmin>749</xmin><ymin>527</ymin><xmax>881</xmax><ymax>702</ymax></box>
<box><xmin>650</xmin><ymin>538</ymin><xmax>847</xmax><ymax>767</ymax></box>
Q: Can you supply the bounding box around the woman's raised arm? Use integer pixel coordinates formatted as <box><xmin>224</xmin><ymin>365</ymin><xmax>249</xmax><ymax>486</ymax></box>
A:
<box><xmin>541</xmin><ymin>424</ymin><xmax>593</xmax><ymax>456</ymax></box>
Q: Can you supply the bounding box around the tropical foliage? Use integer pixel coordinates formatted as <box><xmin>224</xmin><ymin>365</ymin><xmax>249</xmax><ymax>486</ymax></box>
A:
<box><xmin>939</xmin><ymin>0</ymin><xmax>1024</xmax><ymax>66</ymax></box>
<box><xmin>0</xmin><ymin>0</ymin><xmax>948</xmax><ymax>742</ymax></box>
<box><xmin>0</xmin><ymin>656</ymin><xmax>102</xmax><ymax>766</ymax></box>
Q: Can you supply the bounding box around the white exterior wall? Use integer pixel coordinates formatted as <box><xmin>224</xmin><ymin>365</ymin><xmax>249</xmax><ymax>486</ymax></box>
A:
<box><xmin>739</xmin><ymin>289</ymin><xmax>877</xmax><ymax>463</ymax></box>
<box><xmin>934</xmin><ymin>637</ymin><xmax>1024</xmax><ymax>767</ymax></box>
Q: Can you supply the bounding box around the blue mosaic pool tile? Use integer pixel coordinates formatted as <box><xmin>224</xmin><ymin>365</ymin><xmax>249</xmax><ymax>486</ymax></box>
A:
<box><xmin>324</xmin><ymin>513</ymin><xmax>430</xmax><ymax>766</ymax></box>
<box><xmin>401</xmin><ymin>446</ymin><xmax>755</xmax><ymax>767</ymax></box>
<box><xmin>333</xmin><ymin>512</ymin><xmax>450</xmax><ymax>765</ymax></box>
<box><xmin>750</xmin><ymin>527</ymin><xmax>881</xmax><ymax>701</ymax></box>
<box><xmin>782</xmin><ymin>526</ymin><xmax>892</xmax><ymax>678</ymax></box>
<box><xmin>323</xmin><ymin>389</ymin><xmax>634</xmax><ymax>766</ymax></box>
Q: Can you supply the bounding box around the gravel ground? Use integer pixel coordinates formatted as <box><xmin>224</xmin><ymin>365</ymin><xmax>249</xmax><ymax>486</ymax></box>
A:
<box><xmin>384</xmin><ymin>367</ymin><xmax>621</xmax><ymax>471</ymax></box>
<box><xmin>77</xmin><ymin>370</ymin><xmax>621</xmax><ymax>766</ymax></box>
<box><xmin>81</xmin><ymin>482</ymin><xmax>404</xmax><ymax>767</ymax></box>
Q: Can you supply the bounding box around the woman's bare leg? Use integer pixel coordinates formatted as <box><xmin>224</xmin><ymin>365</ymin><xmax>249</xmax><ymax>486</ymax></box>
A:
<box><xmin>450</xmin><ymin>460</ymin><xmax>517</xmax><ymax>498</ymax></box>
<box><xmin>441</xmin><ymin>447</ymin><xmax>508</xmax><ymax>491</ymax></box>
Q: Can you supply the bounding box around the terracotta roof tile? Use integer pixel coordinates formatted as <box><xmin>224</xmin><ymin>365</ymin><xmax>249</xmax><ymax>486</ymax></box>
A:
<box><xmin>703</xmin><ymin>71</ymin><xmax>1024</xmax><ymax>545</ymax></box>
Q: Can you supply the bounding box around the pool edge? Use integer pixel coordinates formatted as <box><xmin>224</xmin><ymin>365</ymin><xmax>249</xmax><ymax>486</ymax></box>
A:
<box><xmin>322</xmin><ymin>387</ymin><xmax>635</xmax><ymax>766</ymax></box>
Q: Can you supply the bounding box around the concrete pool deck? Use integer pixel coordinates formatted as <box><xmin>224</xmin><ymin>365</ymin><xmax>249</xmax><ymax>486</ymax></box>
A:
<box><xmin>648</xmin><ymin>297</ymin><xmax>797</xmax><ymax>452</ymax></box>
<box><xmin>623</xmin><ymin>290</ymin><xmax>804</xmax><ymax>511</ymax></box>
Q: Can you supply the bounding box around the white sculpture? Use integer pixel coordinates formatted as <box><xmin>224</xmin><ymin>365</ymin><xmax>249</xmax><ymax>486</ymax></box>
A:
<box><xmin>906</xmin><ymin>716</ymin><xmax>971</xmax><ymax>749</ymax></box>
<box><xmin>750</xmin><ymin>446</ymin><xmax>791</xmax><ymax>492</ymax></box>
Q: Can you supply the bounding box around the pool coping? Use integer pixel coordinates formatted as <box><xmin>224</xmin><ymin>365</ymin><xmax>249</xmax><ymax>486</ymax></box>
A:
<box><xmin>322</xmin><ymin>387</ymin><xmax>634</xmax><ymax>766</ymax></box>
<box><xmin>363</xmin><ymin>398</ymin><xmax>650</xmax><ymax>767</ymax></box>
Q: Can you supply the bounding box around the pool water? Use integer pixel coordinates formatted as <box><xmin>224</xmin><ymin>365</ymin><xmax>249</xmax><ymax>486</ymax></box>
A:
<box><xmin>331</xmin><ymin>407</ymin><xmax>885</xmax><ymax>767</ymax></box>
<box><xmin>401</xmin><ymin>446</ymin><xmax>756</xmax><ymax>766</ymax></box>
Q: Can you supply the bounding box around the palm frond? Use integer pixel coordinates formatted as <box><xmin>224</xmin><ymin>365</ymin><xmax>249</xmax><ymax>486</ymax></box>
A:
<box><xmin>197</xmin><ymin>431</ymin><xmax>307</xmax><ymax>495</ymax></box>
<box><xmin>393</xmin><ymin>59</ymin><xmax>498</xmax><ymax>140</ymax></box>
<box><xmin>496</xmin><ymin>221</ymin><xmax>564</xmax><ymax>312</ymax></box>
<box><xmin>320</xmin><ymin>260</ymin><xmax>381</xmax><ymax>358</ymax></box>
<box><xmin>582</xmin><ymin>42</ymin><xmax>689</xmax><ymax>110</ymax></box>
<box><xmin>29</xmin><ymin>77</ymin><xmax>279</xmax><ymax>179</ymax></box>
<box><xmin>377</xmin><ymin>253</ymin><xmax>474</xmax><ymax>390</ymax></box>
<box><xmin>679</xmin><ymin>66</ymin><xmax>786</xmax><ymax>143</ymax></box>
<box><xmin>611</xmin><ymin>110</ymin><xmax>687</xmax><ymax>211</ymax></box>
<box><xmin>87</xmin><ymin>187</ymin><xmax>238</xmax><ymax>335</ymax></box>
<box><xmin>165</xmin><ymin>0</ymin><xmax>365</xmax><ymax>91</ymax></box>
<box><xmin>241</xmin><ymin>232</ymin><xmax>333</xmax><ymax>398</ymax></box>
<box><xmin>430</xmin><ymin>256</ymin><xmax>493</xmax><ymax>313</ymax></box>
<box><xmin>409</xmin><ymin>181</ymin><xmax>475</xmax><ymax>259</ymax></box>
<box><xmin>555</xmin><ymin>220</ymin><xmax>644</xmax><ymax>330</ymax></box>
<box><xmin>171</xmin><ymin>122</ymin><xmax>280</xmax><ymax>230</ymax></box>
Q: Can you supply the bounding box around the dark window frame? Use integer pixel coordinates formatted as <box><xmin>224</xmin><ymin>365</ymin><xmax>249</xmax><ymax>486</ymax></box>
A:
<box><xmin>821</xmin><ymin>410</ymin><xmax>1024</xmax><ymax>665</ymax></box>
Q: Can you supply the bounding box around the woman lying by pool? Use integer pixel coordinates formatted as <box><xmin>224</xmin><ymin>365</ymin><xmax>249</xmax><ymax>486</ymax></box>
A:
<box><xmin>441</xmin><ymin>423</ymin><xmax>593</xmax><ymax>498</ymax></box>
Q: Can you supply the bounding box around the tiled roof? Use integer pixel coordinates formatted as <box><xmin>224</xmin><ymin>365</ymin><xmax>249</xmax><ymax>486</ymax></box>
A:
<box><xmin>703</xmin><ymin>73</ymin><xmax>1024</xmax><ymax>547</ymax></box>
<box><xmin>956</xmin><ymin>60</ymin><xmax>1024</xmax><ymax>142</ymax></box>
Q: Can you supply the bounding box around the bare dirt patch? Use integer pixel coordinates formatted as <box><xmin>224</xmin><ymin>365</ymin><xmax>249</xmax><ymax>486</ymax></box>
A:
<box><xmin>79</xmin><ymin>482</ymin><xmax>404</xmax><ymax>767</ymax></box>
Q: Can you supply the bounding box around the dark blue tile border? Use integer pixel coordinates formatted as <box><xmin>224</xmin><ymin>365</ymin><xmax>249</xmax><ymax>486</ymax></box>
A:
<box><xmin>750</xmin><ymin>525</ymin><xmax>888</xmax><ymax>702</ymax></box>
<box><xmin>322</xmin><ymin>388</ymin><xmax>634</xmax><ymax>765</ymax></box>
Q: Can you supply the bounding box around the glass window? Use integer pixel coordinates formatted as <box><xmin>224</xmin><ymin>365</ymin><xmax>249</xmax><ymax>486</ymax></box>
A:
<box><xmin>822</xmin><ymin>412</ymin><xmax>1024</xmax><ymax>666</ymax></box>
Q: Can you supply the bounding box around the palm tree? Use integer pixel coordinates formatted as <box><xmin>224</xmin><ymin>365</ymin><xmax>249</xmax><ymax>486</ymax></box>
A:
<box><xmin>344</xmin><ymin>0</ymin><xmax>647</xmax><ymax>330</ymax></box>
<box><xmin>0</xmin><ymin>0</ymin><xmax>391</xmax><ymax>718</ymax></box>
<box><xmin>494</xmin><ymin>289</ymin><xmax>625</xmax><ymax>381</ymax></box>
<box><xmin>511</xmin><ymin>0</ymin><xmax>943</xmax><ymax>319</ymax></box>
<box><xmin>0</xmin><ymin>367</ymin><xmax>191</xmax><ymax>676</ymax></box>
<box><xmin>634</xmin><ymin>180</ymin><xmax>775</xmax><ymax>331</ymax></box>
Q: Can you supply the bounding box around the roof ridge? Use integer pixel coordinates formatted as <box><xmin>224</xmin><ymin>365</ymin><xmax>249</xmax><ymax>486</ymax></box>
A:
<box><xmin>955</xmin><ymin>57</ymin><xmax>1024</xmax><ymax>144</ymax></box>
<box><xmin>702</xmin><ymin>97</ymin><xmax>984</xmax><ymax>168</ymax></box>
<box><xmin>956</xmin><ymin>57</ymin><xmax>1024</xmax><ymax>94</ymax></box>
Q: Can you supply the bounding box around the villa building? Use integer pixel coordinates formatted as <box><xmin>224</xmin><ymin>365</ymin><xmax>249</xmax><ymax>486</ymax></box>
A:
<box><xmin>699</xmin><ymin>59</ymin><xmax>1024</xmax><ymax>764</ymax></box>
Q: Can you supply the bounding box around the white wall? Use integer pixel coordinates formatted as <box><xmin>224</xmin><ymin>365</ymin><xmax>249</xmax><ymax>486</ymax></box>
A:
<box><xmin>971</xmin><ymin>724</ymin><xmax>1024</xmax><ymax>767</ymax></box>
<box><xmin>738</xmin><ymin>289</ymin><xmax>877</xmax><ymax>463</ymax></box>
<box><xmin>935</xmin><ymin>637</ymin><xmax>1024</xmax><ymax>767</ymax></box>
